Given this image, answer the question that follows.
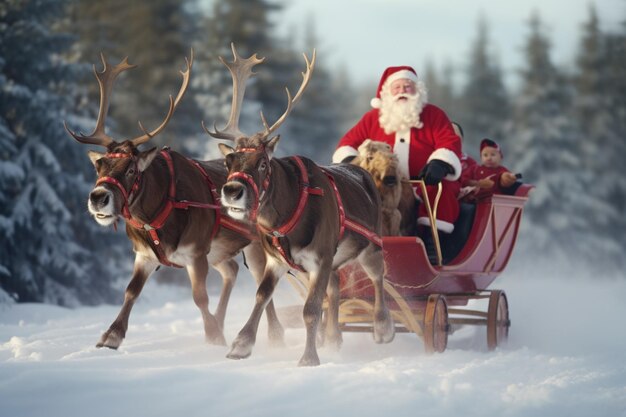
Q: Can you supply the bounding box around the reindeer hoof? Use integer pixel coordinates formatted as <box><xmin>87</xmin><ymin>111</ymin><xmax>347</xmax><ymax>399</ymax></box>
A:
<box><xmin>298</xmin><ymin>354</ymin><xmax>320</xmax><ymax>367</ymax></box>
<box><xmin>226</xmin><ymin>336</ymin><xmax>254</xmax><ymax>359</ymax></box>
<box><xmin>373</xmin><ymin>315</ymin><xmax>395</xmax><ymax>344</ymax></box>
<box><xmin>268</xmin><ymin>326</ymin><xmax>286</xmax><ymax>348</ymax></box>
<box><xmin>96</xmin><ymin>330</ymin><xmax>123</xmax><ymax>349</ymax></box>
<box><xmin>324</xmin><ymin>334</ymin><xmax>343</xmax><ymax>351</ymax></box>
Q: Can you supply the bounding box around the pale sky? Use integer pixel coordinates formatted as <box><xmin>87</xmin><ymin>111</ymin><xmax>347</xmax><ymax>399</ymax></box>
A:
<box><xmin>275</xmin><ymin>0</ymin><xmax>625</xmax><ymax>89</ymax></box>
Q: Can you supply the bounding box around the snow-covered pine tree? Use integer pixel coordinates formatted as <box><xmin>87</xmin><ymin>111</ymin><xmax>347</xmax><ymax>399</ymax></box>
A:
<box><xmin>459</xmin><ymin>15</ymin><xmax>509</xmax><ymax>153</ymax></box>
<box><xmin>0</xmin><ymin>0</ymin><xmax>125</xmax><ymax>305</ymax></box>
<box><xmin>195</xmin><ymin>0</ymin><xmax>340</xmax><ymax>160</ymax></box>
<box><xmin>505</xmin><ymin>11</ymin><xmax>601</xmax><ymax>269</ymax></box>
<box><xmin>422</xmin><ymin>59</ymin><xmax>459</xmax><ymax>125</ymax></box>
<box><xmin>193</xmin><ymin>0</ymin><xmax>280</xmax><ymax>159</ymax></box>
<box><xmin>572</xmin><ymin>5</ymin><xmax>626</xmax><ymax>271</ymax></box>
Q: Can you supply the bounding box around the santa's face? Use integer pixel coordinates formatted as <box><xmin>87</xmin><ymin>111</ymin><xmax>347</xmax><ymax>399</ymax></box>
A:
<box><xmin>389</xmin><ymin>79</ymin><xmax>417</xmax><ymax>97</ymax></box>
<box><xmin>481</xmin><ymin>147</ymin><xmax>502</xmax><ymax>168</ymax></box>
<box><xmin>379</xmin><ymin>79</ymin><xmax>425</xmax><ymax>134</ymax></box>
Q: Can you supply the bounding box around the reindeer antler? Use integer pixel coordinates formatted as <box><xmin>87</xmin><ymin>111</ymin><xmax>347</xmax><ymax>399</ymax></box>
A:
<box><xmin>131</xmin><ymin>49</ymin><xmax>194</xmax><ymax>146</ymax></box>
<box><xmin>64</xmin><ymin>54</ymin><xmax>137</xmax><ymax>147</ymax></box>
<box><xmin>203</xmin><ymin>43</ymin><xmax>265</xmax><ymax>141</ymax></box>
<box><xmin>258</xmin><ymin>49</ymin><xmax>316</xmax><ymax>142</ymax></box>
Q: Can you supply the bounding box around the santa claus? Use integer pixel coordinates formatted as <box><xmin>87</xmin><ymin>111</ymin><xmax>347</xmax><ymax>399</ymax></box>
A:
<box><xmin>332</xmin><ymin>66</ymin><xmax>462</xmax><ymax>233</ymax></box>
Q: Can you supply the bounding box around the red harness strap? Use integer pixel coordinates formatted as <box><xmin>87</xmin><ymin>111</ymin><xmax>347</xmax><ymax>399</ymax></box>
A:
<box><xmin>98</xmin><ymin>149</ymin><xmax>222</xmax><ymax>268</ymax></box>
<box><xmin>322</xmin><ymin>169</ymin><xmax>383</xmax><ymax>248</ymax></box>
<box><xmin>187</xmin><ymin>158</ymin><xmax>257</xmax><ymax>241</ymax></box>
<box><xmin>256</xmin><ymin>157</ymin><xmax>324</xmax><ymax>272</ymax></box>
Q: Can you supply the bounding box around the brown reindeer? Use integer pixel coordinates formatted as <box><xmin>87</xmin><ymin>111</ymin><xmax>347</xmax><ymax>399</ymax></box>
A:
<box><xmin>64</xmin><ymin>51</ymin><xmax>284</xmax><ymax>350</ymax></box>
<box><xmin>204</xmin><ymin>45</ymin><xmax>395</xmax><ymax>366</ymax></box>
<box><xmin>352</xmin><ymin>139</ymin><xmax>418</xmax><ymax>236</ymax></box>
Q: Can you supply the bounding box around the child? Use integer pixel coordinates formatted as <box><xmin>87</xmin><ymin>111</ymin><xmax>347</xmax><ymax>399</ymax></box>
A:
<box><xmin>460</xmin><ymin>138</ymin><xmax>517</xmax><ymax>200</ymax></box>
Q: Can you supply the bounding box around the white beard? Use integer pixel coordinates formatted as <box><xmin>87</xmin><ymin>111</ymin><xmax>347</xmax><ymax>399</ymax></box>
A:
<box><xmin>378</xmin><ymin>87</ymin><xmax>427</xmax><ymax>134</ymax></box>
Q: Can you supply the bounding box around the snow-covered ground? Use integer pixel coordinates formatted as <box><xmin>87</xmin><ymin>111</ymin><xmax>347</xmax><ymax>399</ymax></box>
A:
<box><xmin>1</xmin><ymin>262</ymin><xmax>625</xmax><ymax>417</ymax></box>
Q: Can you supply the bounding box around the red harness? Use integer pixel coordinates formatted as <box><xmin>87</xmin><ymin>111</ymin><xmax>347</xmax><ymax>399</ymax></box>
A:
<box><xmin>228</xmin><ymin>153</ymin><xmax>381</xmax><ymax>272</ymax></box>
<box><xmin>97</xmin><ymin>149</ymin><xmax>253</xmax><ymax>267</ymax></box>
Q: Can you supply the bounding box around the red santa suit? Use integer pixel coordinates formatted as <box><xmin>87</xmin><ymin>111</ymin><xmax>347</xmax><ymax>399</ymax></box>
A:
<box><xmin>332</xmin><ymin>66</ymin><xmax>462</xmax><ymax>233</ymax></box>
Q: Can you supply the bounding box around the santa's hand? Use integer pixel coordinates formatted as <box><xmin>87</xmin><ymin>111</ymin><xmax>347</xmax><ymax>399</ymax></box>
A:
<box><xmin>418</xmin><ymin>160</ymin><xmax>453</xmax><ymax>185</ymax></box>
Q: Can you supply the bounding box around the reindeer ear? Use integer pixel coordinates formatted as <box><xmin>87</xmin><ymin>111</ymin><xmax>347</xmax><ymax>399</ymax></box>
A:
<box><xmin>358</xmin><ymin>139</ymin><xmax>372</xmax><ymax>154</ymax></box>
<box><xmin>218</xmin><ymin>143</ymin><xmax>235</xmax><ymax>156</ymax></box>
<box><xmin>266</xmin><ymin>135</ymin><xmax>280</xmax><ymax>158</ymax></box>
<box><xmin>88</xmin><ymin>150</ymin><xmax>104</xmax><ymax>166</ymax></box>
<box><xmin>137</xmin><ymin>147</ymin><xmax>159</xmax><ymax>172</ymax></box>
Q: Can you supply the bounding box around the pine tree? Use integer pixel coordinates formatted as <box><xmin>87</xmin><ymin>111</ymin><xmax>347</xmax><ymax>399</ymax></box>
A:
<box><xmin>0</xmin><ymin>0</ymin><xmax>125</xmax><ymax>305</ymax></box>
<box><xmin>459</xmin><ymin>15</ymin><xmax>509</xmax><ymax>153</ymax></box>
<box><xmin>278</xmin><ymin>17</ymin><xmax>344</xmax><ymax>161</ymax></box>
<box><xmin>64</xmin><ymin>0</ymin><xmax>202</xmax><ymax>152</ymax></box>
<box><xmin>572</xmin><ymin>5</ymin><xmax>626</xmax><ymax>270</ymax></box>
<box><xmin>505</xmin><ymin>11</ymin><xmax>603</xmax><ymax>269</ymax></box>
<box><xmin>195</xmin><ymin>0</ymin><xmax>324</xmax><ymax>159</ymax></box>
<box><xmin>422</xmin><ymin>59</ymin><xmax>457</xmax><ymax>117</ymax></box>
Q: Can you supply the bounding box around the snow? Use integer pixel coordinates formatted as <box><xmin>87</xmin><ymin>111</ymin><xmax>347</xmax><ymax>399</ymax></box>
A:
<box><xmin>1</xmin><ymin>264</ymin><xmax>625</xmax><ymax>417</ymax></box>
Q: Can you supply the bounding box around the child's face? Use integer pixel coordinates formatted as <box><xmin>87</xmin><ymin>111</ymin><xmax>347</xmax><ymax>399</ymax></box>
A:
<box><xmin>481</xmin><ymin>147</ymin><xmax>502</xmax><ymax>168</ymax></box>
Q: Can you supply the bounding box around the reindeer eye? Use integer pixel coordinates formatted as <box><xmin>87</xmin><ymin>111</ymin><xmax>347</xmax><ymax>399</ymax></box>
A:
<box><xmin>259</xmin><ymin>161</ymin><xmax>267</xmax><ymax>171</ymax></box>
<box><xmin>127</xmin><ymin>167</ymin><xmax>136</xmax><ymax>176</ymax></box>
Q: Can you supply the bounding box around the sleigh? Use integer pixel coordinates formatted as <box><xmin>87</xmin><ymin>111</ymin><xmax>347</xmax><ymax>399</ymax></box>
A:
<box><xmin>289</xmin><ymin>180</ymin><xmax>534</xmax><ymax>353</ymax></box>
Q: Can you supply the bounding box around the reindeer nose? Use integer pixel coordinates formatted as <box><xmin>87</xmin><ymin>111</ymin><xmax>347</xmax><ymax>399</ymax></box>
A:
<box><xmin>90</xmin><ymin>189</ymin><xmax>110</xmax><ymax>209</ymax></box>
<box><xmin>223</xmin><ymin>182</ymin><xmax>245</xmax><ymax>201</ymax></box>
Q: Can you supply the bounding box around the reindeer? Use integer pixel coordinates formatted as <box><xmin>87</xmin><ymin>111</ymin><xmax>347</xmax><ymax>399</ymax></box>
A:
<box><xmin>203</xmin><ymin>45</ymin><xmax>395</xmax><ymax>366</ymax></box>
<box><xmin>353</xmin><ymin>139</ymin><xmax>418</xmax><ymax>236</ymax></box>
<box><xmin>64</xmin><ymin>50</ymin><xmax>284</xmax><ymax>350</ymax></box>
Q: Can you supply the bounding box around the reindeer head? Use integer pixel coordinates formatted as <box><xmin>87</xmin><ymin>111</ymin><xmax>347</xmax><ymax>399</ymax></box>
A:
<box><xmin>203</xmin><ymin>44</ymin><xmax>315</xmax><ymax>221</ymax></box>
<box><xmin>65</xmin><ymin>51</ymin><xmax>192</xmax><ymax>226</ymax></box>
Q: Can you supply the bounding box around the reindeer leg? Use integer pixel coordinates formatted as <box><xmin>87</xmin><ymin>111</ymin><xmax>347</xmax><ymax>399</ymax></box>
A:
<box><xmin>212</xmin><ymin>259</ymin><xmax>238</xmax><ymax>332</ymax></box>
<box><xmin>244</xmin><ymin>244</ymin><xmax>285</xmax><ymax>347</ymax></box>
<box><xmin>97</xmin><ymin>254</ymin><xmax>158</xmax><ymax>349</ymax></box>
<box><xmin>358</xmin><ymin>244</ymin><xmax>395</xmax><ymax>344</ymax></box>
<box><xmin>323</xmin><ymin>270</ymin><xmax>343</xmax><ymax>350</ymax></box>
<box><xmin>299</xmin><ymin>259</ymin><xmax>332</xmax><ymax>366</ymax></box>
<box><xmin>187</xmin><ymin>256</ymin><xmax>226</xmax><ymax>346</ymax></box>
<box><xmin>227</xmin><ymin>263</ymin><xmax>285</xmax><ymax>359</ymax></box>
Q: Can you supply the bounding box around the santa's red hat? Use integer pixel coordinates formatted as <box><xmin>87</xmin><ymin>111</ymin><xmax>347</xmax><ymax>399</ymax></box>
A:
<box><xmin>480</xmin><ymin>138</ymin><xmax>503</xmax><ymax>157</ymax></box>
<box><xmin>370</xmin><ymin>66</ymin><xmax>419</xmax><ymax>109</ymax></box>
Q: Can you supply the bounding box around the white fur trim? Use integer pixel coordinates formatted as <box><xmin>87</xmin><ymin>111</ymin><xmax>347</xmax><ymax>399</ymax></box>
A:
<box><xmin>394</xmin><ymin>130</ymin><xmax>410</xmax><ymax>179</ymax></box>
<box><xmin>418</xmin><ymin>217</ymin><xmax>455</xmax><ymax>233</ymax></box>
<box><xmin>427</xmin><ymin>148</ymin><xmax>462</xmax><ymax>181</ymax></box>
<box><xmin>370</xmin><ymin>97</ymin><xmax>382</xmax><ymax>109</ymax></box>
<box><xmin>386</xmin><ymin>70</ymin><xmax>419</xmax><ymax>86</ymax></box>
<box><xmin>332</xmin><ymin>146</ymin><xmax>358</xmax><ymax>163</ymax></box>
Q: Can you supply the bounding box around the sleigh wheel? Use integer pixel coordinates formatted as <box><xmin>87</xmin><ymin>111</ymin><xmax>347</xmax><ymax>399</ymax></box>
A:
<box><xmin>423</xmin><ymin>294</ymin><xmax>448</xmax><ymax>353</ymax></box>
<box><xmin>487</xmin><ymin>290</ymin><xmax>510</xmax><ymax>350</ymax></box>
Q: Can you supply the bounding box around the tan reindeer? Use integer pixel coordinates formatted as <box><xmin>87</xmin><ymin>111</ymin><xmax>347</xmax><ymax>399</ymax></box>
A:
<box><xmin>353</xmin><ymin>139</ymin><xmax>418</xmax><ymax>236</ymax></box>
<box><xmin>203</xmin><ymin>45</ymin><xmax>395</xmax><ymax>366</ymax></box>
<box><xmin>64</xmin><ymin>50</ymin><xmax>284</xmax><ymax>350</ymax></box>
